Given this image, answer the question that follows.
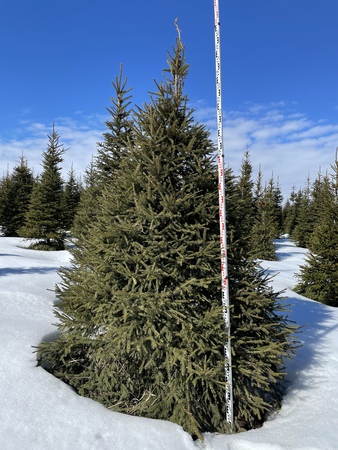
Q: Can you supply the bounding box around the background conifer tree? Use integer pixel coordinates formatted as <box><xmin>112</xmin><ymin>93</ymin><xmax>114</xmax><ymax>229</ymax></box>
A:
<box><xmin>1</xmin><ymin>155</ymin><xmax>35</xmax><ymax>237</ymax></box>
<box><xmin>11</xmin><ymin>155</ymin><xmax>35</xmax><ymax>235</ymax></box>
<box><xmin>96</xmin><ymin>65</ymin><xmax>133</xmax><ymax>184</ymax></box>
<box><xmin>71</xmin><ymin>159</ymin><xmax>99</xmax><ymax>237</ymax></box>
<box><xmin>62</xmin><ymin>165</ymin><xmax>82</xmax><ymax>231</ymax></box>
<box><xmin>249</xmin><ymin>200</ymin><xmax>278</xmax><ymax>260</ymax></box>
<box><xmin>235</xmin><ymin>150</ymin><xmax>255</xmax><ymax>254</ymax></box>
<box><xmin>249</xmin><ymin>175</ymin><xmax>280</xmax><ymax>260</ymax></box>
<box><xmin>253</xmin><ymin>165</ymin><xmax>263</xmax><ymax>204</ymax></box>
<box><xmin>37</xmin><ymin>33</ymin><xmax>298</xmax><ymax>438</ymax></box>
<box><xmin>282</xmin><ymin>186</ymin><xmax>303</xmax><ymax>236</ymax></box>
<box><xmin>266</xmin><ymin>177</ymin><xmax>283</xmax><ymax>237</ymax></box>
<box><xmin>72</xmin><ymin>69</ymin><xmax>133</xmax><ymax>239</ymax></box>
<box><xmin>295</xmin><ymin>160</ymin><xmax>338</xmax><ymax>306</ymax></box>
<box><xmin>291</xmin><ymin>177</ymin><xmax>315</xmax><ymax>248</ymax></box>
<box><xmin>0</xmin><ymin>169</ymin><xmax>12</xmax><ymax>234</ymax></box>
<box><xmin>20</xmin><ymin>126</ymin><xmax>66</xmax><ymax>250</ymax></box>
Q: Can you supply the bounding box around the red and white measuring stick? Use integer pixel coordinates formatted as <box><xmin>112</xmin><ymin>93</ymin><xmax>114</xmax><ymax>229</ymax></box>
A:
<box><xmin>214</xmin><ymin>0</ymin><xmax>233</xmax><ymax>428</ymax></box>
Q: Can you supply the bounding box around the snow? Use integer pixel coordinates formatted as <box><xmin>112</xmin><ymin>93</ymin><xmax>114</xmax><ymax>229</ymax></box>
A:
<box><xmin>1</xmin><ymin>237</ymin><xmax>338</xmax><ymax>450</ymax></box>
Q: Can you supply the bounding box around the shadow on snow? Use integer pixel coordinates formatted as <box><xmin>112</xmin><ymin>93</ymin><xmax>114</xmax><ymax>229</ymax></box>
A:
<box><xmin>274</xmin><ymin>238</ymin><xmax>309</xmax><ymax>261</ymax></box>
<box><xmin>0</xmin><ymin>266</ymin><xmax>58</xmax><ymax>276</ymax></box>
<box><xmin>273</xmin><ymin>239</ymin><xmax>338</xmax><ymax>393</ymax></box>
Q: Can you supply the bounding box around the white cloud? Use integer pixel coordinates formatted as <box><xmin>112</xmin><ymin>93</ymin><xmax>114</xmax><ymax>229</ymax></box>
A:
<box><xmin>1</xmin><ymin>103</ymin><xmax>338</xmax><ymax>200</ymax></box>
<box><xmin>201</xmin><ymin>101</ymin><xmax>338</xmax><ymax>199</ymax></box>
<box><xmin>0</xmin><ymin>114</ymin><xmax>106</xmax><ymax>178</ymax></box>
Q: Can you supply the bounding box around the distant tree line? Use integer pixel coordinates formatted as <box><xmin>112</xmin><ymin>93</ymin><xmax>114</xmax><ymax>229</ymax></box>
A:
<box><xmin>0</xmin><ymin>30</ymin><xmax>302</xmax><ymax>440</ymax></box>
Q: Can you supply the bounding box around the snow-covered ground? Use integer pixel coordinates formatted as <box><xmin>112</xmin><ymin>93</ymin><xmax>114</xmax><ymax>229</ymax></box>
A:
<box><xmin>1</xmin><ymin>237</ymin><xmax>338</xmax><ymax>450</ymax></box>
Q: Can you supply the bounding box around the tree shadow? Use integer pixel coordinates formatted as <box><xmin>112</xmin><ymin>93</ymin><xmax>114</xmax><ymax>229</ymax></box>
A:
<box><xmin>274</xmin><ymin>238</ymin><xmax>308</xmax><ymax>261</ymax></box>
<box><xmin>40</xmin><ymin>329</ymin><xmax>61</xmax><ymax>343</ymax></box>
<box><xmin>272</xmin><ymin>239</ymin><xmax>338</xmax><ymax>394</ymax></box>
<box><xmin>283</xmin><ymin>294</ymin><xmax>338</xmax><ymax>395</ymax></box>
<box><xmin>0</xmin><ymin>266</ymin><xmax>58</xmax><ymax>276</ymax></box>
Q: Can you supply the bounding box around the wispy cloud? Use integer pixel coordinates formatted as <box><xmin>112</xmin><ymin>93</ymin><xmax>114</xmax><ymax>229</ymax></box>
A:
<box><xmin>200</xmin><ymin>101</ymin><xmax>338</xmax><ymax>198</ymax></box>
<box><xmin>1</xmin><ymin>103</ymin><xmax>338</xmax><ymax>200</ymax></box>
<box><xmin>0</xmin><ymin>113</ymin><xmax>106</xmax><ymax>178</ymax></box>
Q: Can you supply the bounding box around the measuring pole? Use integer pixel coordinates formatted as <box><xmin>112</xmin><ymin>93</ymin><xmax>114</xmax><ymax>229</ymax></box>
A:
<box><xmin>213</xmin><ymin>0</ymin><xmax>233</xmax><ymax>428</ymax></box>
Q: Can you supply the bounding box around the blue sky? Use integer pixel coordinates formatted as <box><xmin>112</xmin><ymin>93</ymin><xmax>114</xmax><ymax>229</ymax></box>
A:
<box><xmin>1</xmin><ymin>0</ymin><xmax>338</xmax><ymax>198</ymax></box>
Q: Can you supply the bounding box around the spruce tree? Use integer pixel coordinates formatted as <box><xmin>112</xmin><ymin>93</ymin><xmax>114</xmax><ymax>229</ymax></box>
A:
<box><xmin>235</xmin><ymin>150</ymin><xmax>255</xmax><ymax>254</ymax></box>
<box><xmin>96</xmin><ymin>64</ymin><xmax>134</xmax><ymax>183</ymax></box>
<box><xmin>282</xmin><ymin>186</ymin><xmax>302</xmax><ymax>236</ymax></box>
<box><xmin>0</xmin><ymin>169</ymin><xmax>12</xmax><ymax>234</ymax></box>
<box><xmin>295</xmin><ymin>161</ymin><xmax>338</xmax><ymax>306</ymax></box>
<box><xmin>249</xmin><ymin>203</ymin><xmax>278</xmax><ymax>260</ymax></box>
<box><xmin>72</xmin><ymin>68</ymin><xmax>133</xmax><ymax>239</ymax></box>
<box><xmin>20</xmin><ymin>126</ymin><xmax>66</xmax><ymax>250</ymax></box>
<box><xmin>62</xmin><ymin>165</ymin><xmax>82</xmax><ymax>231</ymax></box>
<box><xmin>292</xmin><ymin>177</ymin><xmax>314</xmax><ymax>248</ymax></box>
<box><xmin>37</xmin><ymin>32</ymin><xmax>298</xmax><ymax>438</ymax></box>
<box><xmin>39</xmin><ymin>36</ymin><xmax>225</xmax><ymax>438</ymax></box>
<box><xmin>253</xmin><ymin>165</ymin><xmax>263</xmax><ymax>204</ymax></box>
<box><xmin>0</xmin><ymin>155</ymin><xmax>35</xmax><ymax>237</ymax></box>
<box><xmin>249</xmin><ymin>174</ymin><xmax>278</xmax><ymax>260</ymax></box>
<box><xmin>265</xmin><ymin>177</ymin><xmax>283</xmax><ymax>237</ymax></box>
<box><xmin>71</xmin><ymin>159</ymin><xmax>99</xmax><ymax>237</ymax></box>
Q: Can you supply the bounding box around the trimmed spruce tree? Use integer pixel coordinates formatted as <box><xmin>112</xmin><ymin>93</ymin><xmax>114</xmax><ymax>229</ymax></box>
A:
<box><xmin>20</xmin><ymin>126</ymin><xmax>66</xmax><ymax>250</ymax></box>
<box><xmin>37</xmin><ymin>34</ymin><xmax>298</xmax><ymax>438</ymax></box>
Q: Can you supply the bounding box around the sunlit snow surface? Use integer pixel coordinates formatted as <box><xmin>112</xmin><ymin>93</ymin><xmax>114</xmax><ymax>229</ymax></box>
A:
<box><xmin>1</xmin><ymin>237</ymin><xmax>337</xmax><ymax>450</ymax></box>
